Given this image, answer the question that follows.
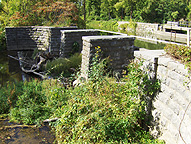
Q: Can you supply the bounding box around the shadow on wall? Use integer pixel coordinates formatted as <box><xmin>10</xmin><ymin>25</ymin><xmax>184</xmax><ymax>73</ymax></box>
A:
<box><xmin>135</xmin><ymin>57</ymin><xmax>162</xmax><ymax>138</ymax></box>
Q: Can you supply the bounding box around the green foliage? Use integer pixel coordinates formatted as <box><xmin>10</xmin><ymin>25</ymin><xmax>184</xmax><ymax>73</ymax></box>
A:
<box><xmin>119</xmin><ymin>19</ymin><xmax>137</xmax><ymax>35</ymax></box>
<box><xmin>52</xmin><ymin>49</ymin><xmax>161</xmax><ymax>143</ymax></box>
<box><xmin>0</xmin><ymin>48</ymin><xmax>163</xmax><ymax>142</ymax></box>
<box><xmin>119</xmin><ymin>23</ymin><xmax>128</xmax><ymax>33</ymax></box>
<box><xmin>0</xmin><ymin>82</ymin><xmax>23</xmax><ymax>114</ymax></box>
<box><xmin>128</xmin><ymin>18</ymin><xmax>137</xmax><ymax>29</ymax></box>
<box><xmin>0</xmin><ymin>0</ymin><xmax>190</xmax><ymax>27</ymax></box>
<box><xmin>9</xmin><ymin>79</ymin><xmax>68</xmax><ymax>125</ymax></box>
<box><xmin>164</xmin><ymin>44</ymin><xmax>191</xmax><ymax>70</ymax></box>
<box><xmin>83</xmin><ymin>0</ymin><xmax>188</xmax><ymax>23</ymax></box>
<box><xmin>0</xmin><ymin>27</ymin><xmax>6</xmax><ymax>50</ymax></box>
<box><xmin>45</xmin><ymin>53</ymin><xmax>82</xmax><ymax>77</ymax></box>
<box><xmin>86</xmin><ymin>20</ymin><xmax>118</xmax><ymax>32</ymax></box>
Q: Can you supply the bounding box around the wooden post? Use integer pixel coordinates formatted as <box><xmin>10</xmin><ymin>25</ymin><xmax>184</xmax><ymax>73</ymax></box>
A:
<box><xmin>187</xmin><ymin>29</ymin><xmax>190</xmax><ymax>47</ymax></box>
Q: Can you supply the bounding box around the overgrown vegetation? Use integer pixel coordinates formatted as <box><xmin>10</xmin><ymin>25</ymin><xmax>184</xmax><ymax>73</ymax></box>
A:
<box><xmin>118</xmin><ymin>19</ymin><xmax>137</xmax><ymax>35</ymax></box>
<box><xmin>164</xmin><ymin>44</ymin><xmax>191</xmax><ymax>70</ymax></box>
<box><xmin>0</xmin><ymin>27</ymin><xmax>6</xmax><ymax>51</ymax></box>
<box><xmin>44</xmin><ymin>53</ymin><xmax>82</xmax><ymax>77</ymax></box>
<box><xmin>0</xmin><ymin>47</ymin><xmax>163</xmax><ymax>143</ymax></box>
<box><xmin>86</xmin><ymin>20</ymin><xmax>118</xmax><ymax>32</ymax></box>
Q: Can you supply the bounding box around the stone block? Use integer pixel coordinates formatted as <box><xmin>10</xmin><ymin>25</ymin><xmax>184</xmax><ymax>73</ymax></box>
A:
<box><xmin>167</xmin><ymin>61</ymin><xmax>179</xmax><ymax>71</ymax></box>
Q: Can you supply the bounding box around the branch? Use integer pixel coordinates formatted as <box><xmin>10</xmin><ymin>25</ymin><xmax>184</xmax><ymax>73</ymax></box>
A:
<box><xmin>0</xmin><ymin>125</ymin><xmax>36</xmax><ymax>130</ymax></box>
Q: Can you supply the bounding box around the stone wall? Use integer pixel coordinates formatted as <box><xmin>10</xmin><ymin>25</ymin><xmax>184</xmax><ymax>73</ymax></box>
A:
<box><xmin>81</xmin><ymin>35</ymin><xmax>135</xmax><ymax>79</ymax></box>
<box><xmin>118</xmin><ymin>21</ymin><xmax>159</xmax><ymax>39</ymax></box>
<box><xmin>5</xmin><ymin>26</ymin><xmax>77</xmax><ymax>52</ymax></box>
<box><xmin>135</xmin><ymin>49</ymin><xmax>191</xmax><ymax>144</ymax></box>
<box><xmin>60</xmin><ymin>29</ymin><xmax>99</xmax><ymax>57</ymax></box>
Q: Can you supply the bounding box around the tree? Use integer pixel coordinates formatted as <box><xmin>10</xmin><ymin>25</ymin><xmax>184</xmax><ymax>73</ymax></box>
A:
<box><xmin>9</xmin><ymin>0</ymin><xmax>80</xmax><ymax>26</ymax></box>
<box><xmin>100</xmin><ymin>0</ymin><xmax>118</xmax><ymax>20</ymax></box>
<box><xmin>115</xmin><ymin>0</ymin><xmax>138</xmax><ymax>19</ymax></box>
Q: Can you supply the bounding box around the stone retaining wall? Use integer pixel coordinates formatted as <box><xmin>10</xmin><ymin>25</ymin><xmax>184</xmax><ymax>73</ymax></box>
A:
<box><xmin>5</xmin><ymin>26</ymin><xmax>77</xmax><ymax>52</ymax></box>
<box><xmin>135</xmin><ymin>50</ymin><xmax>191</xmax><ymax>144</ymax></box>
<box><xmin>81</xmin><ymin>35</ymin><xmax>135</xmax><ymax>79</ymax></box>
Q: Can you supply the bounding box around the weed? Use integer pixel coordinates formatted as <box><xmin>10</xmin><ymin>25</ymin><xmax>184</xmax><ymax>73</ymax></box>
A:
<box><xmin>164</xmin><ymin>44</ymin><xmax>191</xmax><ymax>70</ymax></box>
<box><xmin>0</xmin><ymin>48</ymin><xmax>163</xmax><ymax>143</ymax></box>
<box><xmin>86</xmin><ymin>20</ymin><xmax>118</xmax><ymax>32</ymax></box>
<box><xmin>52</xmin><ymin>48</ymin><xmax>161</xmax><ymax>143</ymax></box>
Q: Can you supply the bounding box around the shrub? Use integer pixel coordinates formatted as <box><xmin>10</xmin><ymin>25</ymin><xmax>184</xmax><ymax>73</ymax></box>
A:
<box><xmin>119</xmin><ymin>19</ymin><xmax>137</xmax><ymax>35</ymax></box>
<box><xmin>0</xmin><ymin>82</ymin><xmax>23</xmax><ymax>114</ymax></box>
<box><xmin>1</xmin><ymin>48</ymin><xmax>163</xmax><ymax>143</ymax></box>
<box><xmin>53</xmin><ymin>48</ymin><xmax>161</xmax><ymax>143</ymax></box>
<box><xmin>45</xmin><ymin>53</ymin><xmax>82</xmax><ymax>77</ymax></box>
<box><xmin>9</xmin><ymin>79</ymin><xmax>68</xmax><ymax>125</ymax></box>
<box><xmin>86</xmin><ymin>20</ymin><xmax>118</xmax><ymax>32</ymax></box>
<box><xmin>119</xmin><ymin>23</ymin><xmax>128</xmax><ymax>33</ymax></box>
<box><xmin>0</xmin><ymin>27</ymin><xmax>6</xmax><ymax>51</ymax></box>
<box><xmin>9</xmin><ymin>0</ymin><xmax>80</xmax><ymax>27</ymax></box>
<box><xmin>164</xmin><ymin>44</ymin><xmax>191</xmax><ymax>70</ymax></box>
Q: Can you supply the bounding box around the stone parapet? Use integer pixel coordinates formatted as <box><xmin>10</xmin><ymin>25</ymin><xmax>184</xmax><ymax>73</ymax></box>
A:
<box><xmin>5</xmin><ymin>26</ymin><xmax>77</xmax><ymax>52</ymax></box>
<box><xmin>81</xmin><ymin>35</ymin><xmax>135</xmax><ymax>79</ymax></box>
<box><xmin>60</xmin><ymin>29</ymin><xmax>99</xmax><ymax>57</ymax></box>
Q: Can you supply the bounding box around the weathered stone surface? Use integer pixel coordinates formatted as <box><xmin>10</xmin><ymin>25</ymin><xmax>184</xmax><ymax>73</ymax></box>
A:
<box><xmin>135</xmin><ymin>49</ymin><xmax>191</xmax><ymax>144</ymax></box>
<box><xmin>5</xmin><ymin>26</ymin><xmax>77</xmax><ymax>52</ymax></box>
<box><xmin>60</xmin><ymin>29</ymin><xmax>99</xmax><ymax>57</ymax></box>
<box><xmin>81</xmin><ymin>35</ymin><xmax>135</xmax><ymax>80</ymax></box>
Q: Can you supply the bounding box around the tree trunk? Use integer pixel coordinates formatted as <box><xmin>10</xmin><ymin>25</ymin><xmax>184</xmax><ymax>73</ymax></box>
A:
<box><xmin>83</xmin><ymin>0</ymin><xmax>86</xmax><ymax>21</ymax></box>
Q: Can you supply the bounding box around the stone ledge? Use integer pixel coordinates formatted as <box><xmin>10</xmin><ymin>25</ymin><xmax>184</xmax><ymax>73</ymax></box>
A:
<box><xmin>82</xmin><ymin>35</ymin><xmax>135</xmax><ymax>42</ymax></box>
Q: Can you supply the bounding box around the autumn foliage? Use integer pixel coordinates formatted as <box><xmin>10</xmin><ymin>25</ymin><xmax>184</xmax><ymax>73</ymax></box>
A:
<box><xmin>9</xmin><ymin>0</ymin><xmax>79</xmax><ymax>26</ymax></box>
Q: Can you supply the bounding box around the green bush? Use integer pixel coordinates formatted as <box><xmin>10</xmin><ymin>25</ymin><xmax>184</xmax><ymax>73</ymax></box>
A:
<box><xmin>45</xmin><ymin>53</ymin><xmax>82</xmax><ymax>77</ymax></box>
<box><xmin>0</xmin><ymin>27</ymin><xmax>6</xmax><ymax>51</ymax></box>
<box><xmin>0</xmin><ymin>82</ymin><xmax>23</xmax><ymax>114</ymax></box>
<box><xmin>52</xmin><ymin>48</ymin><xmax>162</xmax><ymax>143</ymax></box>
<box><xmin>8</xmin><ymin>79</ymin><xmax>68</xmax><ymax>125</ymax></box>
<box><xmin>0</xmin><ymin>48</ymin><xmax>163</xmax><ymax>143</ymax></box>
<box><xmin>119</xmin><ymin>19</ymin><xmax>137</xmax><ymax>35</ymax></box>
<box><xmin>119</xmin><ymin>23</ymin><xmax>128</xmax><ymax>33</ymax></box>
<box><xmin>164</xmin><ymin>44</ymin><xmax>191</xmax><ymax>70</ymax></box>
<box><xmin>86</xmin><ymin>20</ymin><xmax>118</xmax><ymax>32</ymax></box>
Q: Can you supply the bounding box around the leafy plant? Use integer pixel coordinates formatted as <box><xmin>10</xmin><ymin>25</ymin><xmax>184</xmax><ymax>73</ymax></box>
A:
<box><xmin>9</xmin><ymin>79</ymin><xmax>68</xmax><ymax>125</ymax></box>
<box><xmin>164</xmin><ymin>44</ymin><xmax>191</xmax><ymax>70</ymax></box>
<box><xmin>52</xmin><ymin>48</ymin><xmax>161</xmax><ymax>143</ymax></box>
<box><xmin>119</xmin><ymin>23</ymin><xmax>128</xmax><ymax>33</ymax></box>
<box><xmin>86</xmin><ymin>20</ymin><xmax>118</xmax><ymax>32</ymax></box>
<box><xmin>8</xmin><ymin>0</ymin><xmax>81</xmax><ymax>27</ymax></box>
<box><xmin>0</xmin><ymin>82</ymin><xmax>23</xmax><ymax>114</ymax></box>
<box><xmin>0</xmin><ymin>27</ymin><xmax>6</xmax><ymax>50</ymax></box>
<box><xmin>0</xmin><ymin>47</ymin><xmax>163</xmax><ymax>143</ymax></box>
<box><xmin>45</xmin><ymin>53</ymin><xmax>82</xmax><ymax>77</ymax></box>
